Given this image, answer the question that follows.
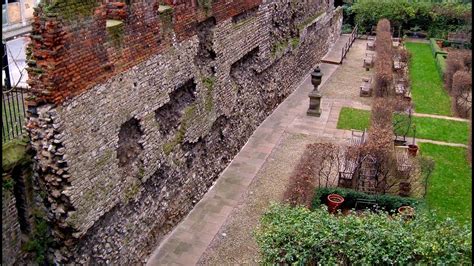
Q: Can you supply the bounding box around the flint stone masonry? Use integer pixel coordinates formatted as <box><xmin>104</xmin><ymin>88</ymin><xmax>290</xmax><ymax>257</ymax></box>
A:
<box><xmin>26</xmin><ymin>0</ymin><xmax>342</xmax><ymax>263</ymax></box>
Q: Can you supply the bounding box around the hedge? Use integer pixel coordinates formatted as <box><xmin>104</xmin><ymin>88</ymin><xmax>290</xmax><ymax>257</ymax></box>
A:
<box><xmin>429</xmin><ymin>38</ymin><xmax>448</xmax><ymax>58</ymax></box>
<box><xmin>436</xmin><ymin>53</ymin><xmax>447</xmax><ymax>80</ymax></box>
<box><xmin>311</xmin><ymin>187</ymin><xmax>420</xmax><ymax>213</ymax></box>
<box><xmin>256</xmin><ymin>204</ymin><xmax>472</xmax><ymax>265</ymax></box>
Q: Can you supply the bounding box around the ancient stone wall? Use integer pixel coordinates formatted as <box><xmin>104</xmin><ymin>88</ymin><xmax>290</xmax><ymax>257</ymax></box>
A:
<box><xmin>26</xmin><ymin>0</ymin><xmax>342</xmax><ymax>263</ymax></box>
<box><xmin>2</xmin><ymin>188</ymin><xmax>22</xmax><ymax>265</ymax></box>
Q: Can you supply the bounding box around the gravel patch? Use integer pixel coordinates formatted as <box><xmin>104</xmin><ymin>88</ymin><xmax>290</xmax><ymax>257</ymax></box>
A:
<box><xmin>321</xmin><ymin>39</ymin><xmax>374</xmax><ymax>106</ymax></box>
<box><xmin>197</xmin><ymin>133</ymin><xmax>340</xmax><ymax>265</ymax></box>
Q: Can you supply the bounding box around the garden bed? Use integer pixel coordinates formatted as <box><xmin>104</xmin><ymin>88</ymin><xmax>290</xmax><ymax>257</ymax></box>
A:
<box><xmin>312</xmin><ymin>187</ymin><xmax>420</xmax><ymax>213</ymax></box>
<box><xmin>256</xmin><ymin>204</ymin><xmax>472</xmax><ymax>265</ymax></box>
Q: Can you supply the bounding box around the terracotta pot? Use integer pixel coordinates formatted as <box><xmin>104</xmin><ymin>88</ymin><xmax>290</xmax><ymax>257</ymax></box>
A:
<box><xmin>327</xmin><ymin>194</ymin><xmax>345</xmax><ymax>214</ymax></box>
<box><xmin>408</xmin><ymin>144</ymin><xmax>418</xmax><ymax>157</ymax></box>
<box><xmin>398</xmin><ymin>205</ymin><xmax>415</xmax><ymax>219</ymax></box>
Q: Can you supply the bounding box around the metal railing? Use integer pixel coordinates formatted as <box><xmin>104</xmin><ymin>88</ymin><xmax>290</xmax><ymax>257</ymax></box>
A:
<box><xmin>2</xmin><ymin>40</ymin><xmax>28</xmax><ymax>143</ymax></box>
<box><xmin>2</xmin><ymin>87</ymin><xmax>27</xmax><ymax>143</ymax></box>
<box><xmin>341</xmin><ymin>24</ymin><xmax>358</xmax><ymax>63</ymax></box>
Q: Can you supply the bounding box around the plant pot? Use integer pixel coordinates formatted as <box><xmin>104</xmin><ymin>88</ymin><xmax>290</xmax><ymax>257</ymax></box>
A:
<box><xmin>408</xmin><ymin>144</ymin><xmax>418</xmax><ymax>157</ymax></box>
<box><xmin>394</xmin><ymin>139</ymin><xmax>407</xmax><ymax>146</ymax></box>
<box><xmin>398</xmin><ymin>205</ymin><xmax>415</xmax><ymax>219</ymax></box>
<box><xmin>327</xmin><ymin>194</ymin><xmax>345</xmax><ymax>214</ymax></box>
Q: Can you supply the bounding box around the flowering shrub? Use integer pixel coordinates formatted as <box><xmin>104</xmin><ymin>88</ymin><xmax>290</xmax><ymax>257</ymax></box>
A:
<box><xmin>256</xmin><ymin>204</ymin><xmax>472</xmax><ymax>265</ymax></box>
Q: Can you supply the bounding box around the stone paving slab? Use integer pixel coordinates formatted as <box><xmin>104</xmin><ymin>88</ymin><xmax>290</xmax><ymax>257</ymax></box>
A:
<box><xmin>322</xmin><ymin>34</ymin><xmax>351</xmax><ymax>64</ymax></box>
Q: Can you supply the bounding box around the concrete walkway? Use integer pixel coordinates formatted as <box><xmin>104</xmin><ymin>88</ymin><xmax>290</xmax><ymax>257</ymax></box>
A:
<box><xmin>321</xmin><ymin>34</ymin><xmax>351</xmax><ymax>64</ymax></box>
<box><xmin>146</xmin><ymin>63</ymin><xmax>342</xmax><ymax>266</ymax></box>
<box><xmin>415</xmin><ymin>138</ymin><xmax>468</xmax><ymax>148</ymax></box>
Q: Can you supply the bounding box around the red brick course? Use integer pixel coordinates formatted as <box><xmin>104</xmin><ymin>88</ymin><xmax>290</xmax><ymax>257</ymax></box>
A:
<box><xmin>27</xmin><ymin>0</ymin><xmax>262</xmax><ymax>105</ymax></box>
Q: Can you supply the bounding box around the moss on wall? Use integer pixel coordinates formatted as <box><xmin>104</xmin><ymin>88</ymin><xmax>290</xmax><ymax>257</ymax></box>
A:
<box><xmin>197</xmin><ymin>0</ymin><xmax>213</xmax><ymax>14</ymax></box>
<box><xmin>162</xmin><ymin>105</ymin><xmax>197</xmax><ymax>156</ymax></box>
<box><xmin>106</xmin><ymin>20</ymin><xmax>125</xmax><ymax>49</ymax></box>
<box><xmin>42</xmin><ymin>0</ymin><xmax>99</xmax><ymax>21</ymax></box>
<box><xmin>202</xmin><ymin>76</ymin><xmax>215</xmax><ymax>112</ymax></box>
<box><xmin>2</xmin><ymin>139</ymin><xmax>30</xmax><ymax>172</ymax></box>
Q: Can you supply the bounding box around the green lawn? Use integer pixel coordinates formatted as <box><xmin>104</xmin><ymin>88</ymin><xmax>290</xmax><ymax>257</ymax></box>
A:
<box><xmin>405</xmin><ymin>42</ymin><xmax>452</xmax><ymax>116</ymax></box>
<box><xmin>420</xmin><ymin>143</ymin><xmax>471</xmax><ymax>224</ymax></box>
<box><xmin>337</xmin><ymin>107</ymin><xmax>469</xmax><ymax>144</ymax></box>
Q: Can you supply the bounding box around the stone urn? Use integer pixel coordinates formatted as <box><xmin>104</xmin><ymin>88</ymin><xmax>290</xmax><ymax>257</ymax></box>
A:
<box><xmin>307</xmin><ymin>66</ymin><xmax>323</xmax><ymax>117</ymax></box>
<box><xmin>311</xmin><ymin>66</ymin><xmax>323</xmax><ymax>88</ymax></box>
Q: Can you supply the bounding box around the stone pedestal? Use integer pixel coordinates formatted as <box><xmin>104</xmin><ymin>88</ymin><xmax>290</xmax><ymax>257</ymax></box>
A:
<box><xmin>307</xmin><ymin>65</ymin><xmax>323</xmax><ymax>117</ymax></box>
<box><xmin>307</xmin><ymin>90</ymin><xmax>322</xmax><ymax>117</ymax></box>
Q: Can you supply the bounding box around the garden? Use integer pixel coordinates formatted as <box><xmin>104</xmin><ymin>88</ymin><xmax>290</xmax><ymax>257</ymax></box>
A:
<box><xmin>255</xmin><ymin>9</ymin><xmax>472</xmax><ymax>264</ymax></box>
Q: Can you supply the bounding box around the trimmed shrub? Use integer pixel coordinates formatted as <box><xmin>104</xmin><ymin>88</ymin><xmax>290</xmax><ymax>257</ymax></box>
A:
<box><xmin>282</xmin><ymin>145</ymin><xmax>316</xmax><ymax>208</ymax></box>
<box><xmin>435</xmin><ymin>53</ymin><xmax>447</xmax><ymax>79</ymax></box>
<box><xmin>429</xmin><ymin>38</ymin><xmax>448</xmax><ymax>58</ymax></box>
<box><xmin>374</xmin><ymin>19</ymin><xmax>394</xmax><ymax>97</ymax></box>
<box><xmin>256</xmin><ymin>204</ymin><xmax>472</xmax><ymax>265</ymax></box>
<box><xmin>469</xmin><ymin>111</ymin><xmax>472</xmax><ymax>164</ymax></box>
<box><xmin>451</xmin><ymin>70</ymin><xmax>472</xmax><ymax>119</ymax></box>
<box><xmin>283</xmin><ymin>143</ymin><xmax>338</xmax><ymax>208</ymax></box>
<box><xmin>311</xmin><ymin>187</ymin><xmax>419</xmax><ymax>212</ymax></box>
<box><xmin>445</xmin><ymin>50</ymin><xmax>472</xmax><ymax>92</ymax></box>
<box><xmin>370</xmin><ymin>98</ymin><xmax>394</xmax><ymax>129</ymax></box>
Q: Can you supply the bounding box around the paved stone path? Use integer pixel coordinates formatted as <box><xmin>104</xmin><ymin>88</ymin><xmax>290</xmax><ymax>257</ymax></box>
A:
<box><xmin>412</xmin><ymin>112</ymin><xmax>469</xmax><ymax>122</ymax></box>
<box><xmin>415</xmin><ymin>138</ymin><xmax>468</xmax><ymax>148</ymax></box>
<box><xmin>321</xmin><ymin>34</ymin><xmax>351</xmax><ymax>64</ymax></box>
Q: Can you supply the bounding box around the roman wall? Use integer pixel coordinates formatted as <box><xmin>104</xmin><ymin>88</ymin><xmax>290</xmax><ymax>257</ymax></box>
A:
<box><xmin>25</xmin><ymin>0</ymin><xmax>342</xmax><ymax>263</ymax></box>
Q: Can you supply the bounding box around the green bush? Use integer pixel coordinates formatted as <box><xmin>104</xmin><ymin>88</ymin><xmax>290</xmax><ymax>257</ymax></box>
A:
<box><xmin>429</xmin><ymin>38</ymin><xmax>448</xmax><ymax>58</ymax></box>
<box><xmin>350</xmin><ymin>0</ymin><xmax>471</xmax><ymax>39</ymax></box>
<box><xmin>311</xmin><ymin>187</ymin><xmax>420</xmax><ymax>212</ymax></box>
<box><xmin>256</xmin><ymin>204</ymin><xmax>472</xmax><ymax>265</ymax></box>
<box><xmin>436</xmin><ymin>53</ymin><xmax>447</xmax><ymax>80</ymax></box>
<box><xmin>342</xmin><ymin>24</ymin><xmax>353</xmax><ymax>34</ymax></box>
<box><xmin>23</xmin><ymin>213</ymin><xmax>54</xmax><ymax>264</ymax></box>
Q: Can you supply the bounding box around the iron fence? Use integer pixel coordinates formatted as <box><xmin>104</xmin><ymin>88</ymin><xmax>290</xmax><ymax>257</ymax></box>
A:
<box><xmin>2</xmin><ymin>87</ymin><xmax>27</xmax><ymax>143</ymax></box>
<box><xmin>3</xmin><ymin>39</ymin><xmax>28</xmax><ymax>143</ymax></box>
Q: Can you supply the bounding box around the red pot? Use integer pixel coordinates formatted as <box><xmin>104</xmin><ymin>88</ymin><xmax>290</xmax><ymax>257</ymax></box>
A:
<box><xmin>408</xmin><ymin>144</ymin><xmax>418</xmax><ymax>157</ymax></box>
<box><xmin>327</xmin><ymin>194</ymin><xmax>345</xmax><ymax>214</ymax></box>
<box><xmin>398</xmin><ymin>206</ymin><xmax>415</xmax><ymax>220</ymax></box>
